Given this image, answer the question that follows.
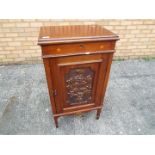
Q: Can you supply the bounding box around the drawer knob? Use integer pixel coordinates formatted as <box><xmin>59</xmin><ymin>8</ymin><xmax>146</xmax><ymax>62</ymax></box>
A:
<box><xmin>79</xmin><ymin>44</ymin><xmax>85</xmax><ymax>49</ymax></box>
<box><xmin>100</xmin><ymin>45</ymin><xmax>104</xmax><ymax>49</ymax></box>
<box><xmin>56</xmin><ymin>48</ymin><xmax>61</xmax><ymax>52</ymax></box>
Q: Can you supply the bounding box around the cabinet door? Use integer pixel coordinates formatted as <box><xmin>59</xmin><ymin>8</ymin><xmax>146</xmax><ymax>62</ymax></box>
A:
<box><xmin>50</xmin><ymin>54</ymin><xmax>108</xmax><ymax>113</ymax></box>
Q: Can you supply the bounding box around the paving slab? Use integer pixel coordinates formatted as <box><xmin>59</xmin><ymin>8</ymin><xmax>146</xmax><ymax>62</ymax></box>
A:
<box><xmin>0</xmin><ymin>60</ymin><xmax>155</xmax><ymax>134</ymax></box>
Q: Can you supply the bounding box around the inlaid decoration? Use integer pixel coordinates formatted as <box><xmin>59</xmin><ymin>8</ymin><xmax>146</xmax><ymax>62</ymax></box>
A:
<box><xmin>65</xmin><ymin>68</ymin><xmax>94</xmax><ymax>105</ymax></box>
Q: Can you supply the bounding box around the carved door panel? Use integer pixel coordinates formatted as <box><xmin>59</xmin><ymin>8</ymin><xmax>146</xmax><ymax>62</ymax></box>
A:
<box><xmin>50</xmin><ymin>54</ymin><xmax>108</xmax><ymax>113</ymax></box>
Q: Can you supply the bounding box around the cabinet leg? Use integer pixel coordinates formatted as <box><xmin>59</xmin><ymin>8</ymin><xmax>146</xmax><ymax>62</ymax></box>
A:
<box><xmin>96</xmin><ymin>109</ymin><xmax>101</xmax><ymax>120</ymax></box>
<box><xmin>54</xmin><ymin>117</ymin><xmax>59</xmax><ymax>128</ymax></box>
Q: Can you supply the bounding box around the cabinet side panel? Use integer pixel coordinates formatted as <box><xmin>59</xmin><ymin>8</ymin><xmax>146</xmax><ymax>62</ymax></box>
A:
<box><xmin>43</xmin><ymin>58</ymin><xmax>57</xmax><ymax>114</ymax></box>
<box><xmin>100</xmin><ymin>53</ymin><xmax>114</xmax><ymax>106</ymax></box>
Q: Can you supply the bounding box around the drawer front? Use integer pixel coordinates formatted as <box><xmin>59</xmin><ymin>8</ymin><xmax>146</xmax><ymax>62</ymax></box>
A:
<box><xmin>42</xmin><ymin>41</ymin><xmax>116</xmax><ymax>56</ymax></box>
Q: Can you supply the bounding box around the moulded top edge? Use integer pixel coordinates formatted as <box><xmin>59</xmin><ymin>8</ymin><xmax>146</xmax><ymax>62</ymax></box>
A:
<box><xmin>38</xmin><ymin>25</ymin><xmax>119</xmax><ymax>45</ymax></box>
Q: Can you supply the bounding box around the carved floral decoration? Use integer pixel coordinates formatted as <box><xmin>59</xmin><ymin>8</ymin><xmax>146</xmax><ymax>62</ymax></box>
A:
<box><xmin>65</xmin><ymin>68</ymin><xmax>94</xmax><ymax>105</ymax></box>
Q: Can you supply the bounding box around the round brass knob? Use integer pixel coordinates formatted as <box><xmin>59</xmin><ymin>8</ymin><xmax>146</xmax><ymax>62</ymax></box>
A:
<box><xmin>79</xmin><ymin>44</ymin><xmax>85</xmax><ymax>49</ymax></box>
<box><xmin>56</xmin><ymin>48</ymin><xmax>61</xmax><ymax>52</ymax></box>
<box><xmin>100</xmin><ymin>45</ymin><xmax>104</xmax><ymax>49</ymax></box>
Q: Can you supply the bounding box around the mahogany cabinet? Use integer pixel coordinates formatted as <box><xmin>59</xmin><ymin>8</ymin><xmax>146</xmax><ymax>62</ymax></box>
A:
<box><xmin>38</xmin><ymin>25</ymin><xmax>119</xmax><ymax>127</ymax></box>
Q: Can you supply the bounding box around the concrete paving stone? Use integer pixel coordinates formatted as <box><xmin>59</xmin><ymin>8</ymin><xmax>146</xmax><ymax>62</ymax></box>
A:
<box><xmin>0</xmin><ymin>60</ymin><xmax>155</xmax><ymax>134</ymax></box>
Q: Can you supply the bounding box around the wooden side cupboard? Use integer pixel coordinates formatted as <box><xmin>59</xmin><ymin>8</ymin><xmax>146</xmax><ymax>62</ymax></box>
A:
<box><xmin>38</xmin><ymin>25</ymin><xmax>119</xmax><ymax>128</ymax></box>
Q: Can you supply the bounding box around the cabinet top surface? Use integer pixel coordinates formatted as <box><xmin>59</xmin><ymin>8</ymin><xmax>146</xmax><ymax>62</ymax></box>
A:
<box><xmin>38</xmin><ymin>25</ymin><xmax>119</xmax><ymax>45</ymax></box>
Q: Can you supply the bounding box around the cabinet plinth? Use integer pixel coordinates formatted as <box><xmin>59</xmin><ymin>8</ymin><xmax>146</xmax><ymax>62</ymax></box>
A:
<box><xmin>38</xmin><ymin>25</ymin><xmax>119</xmax><ymax>128</ymax></box>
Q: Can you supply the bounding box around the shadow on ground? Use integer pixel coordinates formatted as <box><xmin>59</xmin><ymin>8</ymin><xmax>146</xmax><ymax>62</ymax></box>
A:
<box><xmin>0</xmin><ymin>60</ymin><xmax>155</xmax><ymax>134</ymax></box>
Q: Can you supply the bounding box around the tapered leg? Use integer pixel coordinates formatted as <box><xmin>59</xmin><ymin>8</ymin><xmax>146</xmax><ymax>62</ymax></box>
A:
<box><xmin>96</xmin><ymin>109</ymin><xmax>101</xmax><ymax>120</ymax></box>
<box><xmin>54</xmin><ymin>116</ymin><xmax>59</xmax><ymax>128</ymax></box>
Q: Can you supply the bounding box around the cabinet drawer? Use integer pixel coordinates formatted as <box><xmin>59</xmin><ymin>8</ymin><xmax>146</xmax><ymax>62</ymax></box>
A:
<box><xmin>42</xmin><ymin>41</ymin><xmax>115</xmax><ymax>57</ymax></box>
